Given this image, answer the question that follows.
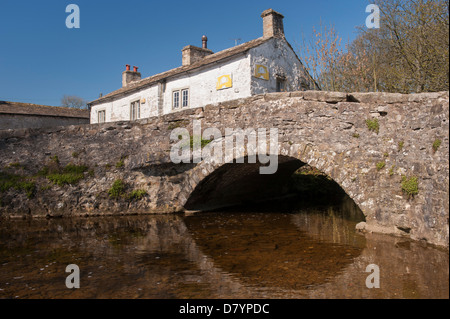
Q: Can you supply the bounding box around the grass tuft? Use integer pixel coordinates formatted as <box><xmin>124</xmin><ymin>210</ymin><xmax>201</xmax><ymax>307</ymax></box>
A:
<box><xmin>401</xmin><ymin>176</ymin><xmax>419</xmax><ymax>198</ymax></box>
<box><xmin>366</xmin><ymin>118</ymin><xmax>380</xmax><ymax>134</ymax></box>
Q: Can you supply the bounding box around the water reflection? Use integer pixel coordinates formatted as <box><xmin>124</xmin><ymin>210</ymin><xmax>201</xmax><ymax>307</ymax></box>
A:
<box><xmin>184</xmin><ymin>212</ymin><xmax>364</xmax><ymax>293</ymax></box>
<box><xmin>0</xmin><ymin>199</ymin><xmax>448</xmax><ymax>299</ymax></box>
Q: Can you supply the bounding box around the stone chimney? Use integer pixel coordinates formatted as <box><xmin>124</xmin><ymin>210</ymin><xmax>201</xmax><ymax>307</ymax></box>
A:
<box><xmin>261</xmin><ymin>9</ymin><xmax>285</xmax><ymax>38</ymax></box>
<box><xmin>122</xmin><ymin>64</ymin><xmax>141</xmax><ymax>87</ymax></box>
<box><xmin>182</xmin><ymin>36</ymin><xmax>214</xmax><ymax>66</ymax></box>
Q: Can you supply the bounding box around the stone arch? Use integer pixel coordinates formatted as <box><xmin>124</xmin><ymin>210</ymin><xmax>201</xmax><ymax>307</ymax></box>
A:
<box><xmin>178</xmin><ymin>143</ymin><xmax>366</xmax><ymax>216</ymax></box>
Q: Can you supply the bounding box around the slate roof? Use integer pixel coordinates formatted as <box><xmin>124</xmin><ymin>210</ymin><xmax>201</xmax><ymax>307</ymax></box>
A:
<box><xmin>88</xmin><ymin>36</ymin><xmax>274</xmax><ymax>106</ymax></box>
<box><xmin>0</xmin><ymin>101</ymin><xmax>90</xmax><ymax>118</ymax></box>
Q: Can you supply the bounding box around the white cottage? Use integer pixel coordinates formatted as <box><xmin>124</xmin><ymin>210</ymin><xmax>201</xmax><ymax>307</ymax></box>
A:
<box><xmin>88</xmin><ymin>9</ymin><xmax>315</xmax><ymax>124</ymax></box>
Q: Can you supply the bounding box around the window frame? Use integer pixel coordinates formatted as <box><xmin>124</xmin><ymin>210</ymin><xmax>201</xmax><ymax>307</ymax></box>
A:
<box><xmin>181</xmin><ymin>89</ymin><xmax>189</xmax><ymax>108</ymax></box>
<box><xmin>172</xmin><ymin>90</ymin><xmax>180</xmax><ymax>109</ymax></box>
<box><xmin>172</xmin><ymin>87</ymin><xmax>189</xmax><ymax>110</ymax></box>
<box><xmin>97</xmin><ymin>109</ymin><xmax>106</xmax><ymax>123</ymax></box>
<box><xmin>130</xmin><ymin>100</ymin><xmax>141</xmax><ymax>121</ymax></box>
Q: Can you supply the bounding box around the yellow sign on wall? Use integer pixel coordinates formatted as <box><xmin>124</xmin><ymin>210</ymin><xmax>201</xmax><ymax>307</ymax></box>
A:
<box><xmin>216</xmin><ymin>74</ymin><xmax>233</xmax><ymax>90</ymax></box>
<box><xmin>254</xmin><ymin>65</ymin><xmax>269</xmax><ymax>80</ymax></box>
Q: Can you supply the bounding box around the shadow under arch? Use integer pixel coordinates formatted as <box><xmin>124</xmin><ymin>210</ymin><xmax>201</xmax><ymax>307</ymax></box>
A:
<box><xmin>183</xmin><ymin>155</ymin><xmax>365</xmax><ymax>220</ymax></box>
<box><xmin>184</xmin><ymin>155</ymin><xmax>304</xmax><ymax>211</ymax></box>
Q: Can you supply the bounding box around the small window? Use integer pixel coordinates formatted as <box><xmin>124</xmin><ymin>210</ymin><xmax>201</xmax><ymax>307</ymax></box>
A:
<box><xmin>98</xmin><ymin>110</ymin><xmax>106</xmax><ymax>123</ymax></box>
<box><xmin>173</xmin><ymin>91</ymin><xmax>180</xmax><ymax>109</ymax></box>
<box><xmin>131</xmin><ymin>100</ymin><xmax>140</xmax><ymax>120</ymax></box>
<box><xmin>276</xmin><ymin>79</ymin><xmax>286</xmax><ymax>92</ymax></box>
<box><xmin>182</xmin><ymin>89</ymin><xmax>189</xmax><ymax>108</ymax></box>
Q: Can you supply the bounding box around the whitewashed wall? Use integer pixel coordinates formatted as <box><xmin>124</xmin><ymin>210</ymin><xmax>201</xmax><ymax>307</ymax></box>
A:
<box><xmin>250</xmin><ymin>38</ymin><xmax>313</xmax><ymax>94</ymax></box>
<box><xmin>162</xmin><ymin>54</ymin><xmax>251</xmax><ymax>115</ymax></box>
<box><xmin>90</xmin><ymin>85</ymin><xmax>159</xmax><ymax>124</ymax></box>
<box><xmin>90</xmin><ymin>54</ymin><xmax>252</xmax><ymax>123</ymax></box>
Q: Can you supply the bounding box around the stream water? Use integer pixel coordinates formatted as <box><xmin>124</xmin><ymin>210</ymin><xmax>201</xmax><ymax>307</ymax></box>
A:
<box><xmin>0</xmin><ymin>197</ymin><xmax>448</xmax><ymax>299</ymax></box>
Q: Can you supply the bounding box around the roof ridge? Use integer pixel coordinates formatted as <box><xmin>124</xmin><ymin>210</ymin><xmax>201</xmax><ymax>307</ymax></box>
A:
<box><xmin>1</xmin><ymin>101</ymin><xmax>58</xmax><ymax>109</ymax></box>
<box><xmin>0</xmin><ymin>101</ymin><xmax>90</xmax><ymax>118</ymax></box>
<box><xmin>89</xmin><ymin>36</ymin><xmax>273</xmax><ymax>105</ymax></box>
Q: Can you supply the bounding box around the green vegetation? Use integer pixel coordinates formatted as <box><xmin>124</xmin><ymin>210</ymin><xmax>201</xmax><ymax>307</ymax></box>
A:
<box><xmin>40</xmin><ymin>184</ymin><xmax>52</xmax><ymax>191</ymax></box>
<box><xmin>190</xmin><ymin>136</ymin><xmax>212</xmax><ymax>149</ymax></box>
<box><xmin>401</xmin><ymin>176</ymin><xmax>419</xmax><ymax>198</ymax></box>
<box><xmin>8</xmin><ymin>162</ymin><xmax>22</xmax><ymax>169</ymax></box>
<box><xmin>72</xmin><ymin>151</ymin><xmax>79</xmax><ymax>158</ymax></box>
<box><xmin>45</xmin><ymin>164</ymin><xmax>88</xmax><ymax>187</ymax></box>
<box><xmin>37</xmin><ymin>166</ymin><xmax>50</xmax><ymax>177</ymax></box>
<box><xmin>432</xmin><ymin>139</ymin><xmax>442</xmax><ymax>153</ymax></box>
<box><xmin>168</xmin><ymin>120</ymin><xmax>189</xmax><ymax>130</ymax></box>
<box><xmin>115</xmin><ymin>156</ymin><xmax>128</xmax><ymax>169</ymax></box>
<box><xmin>128</xmin><ymin>189</ymin><xmax>148</xmax><ymax>201</ymax></box>
<box><xmin>296</xmin><ymin>166</ymin><xmax>323</xmax><ymax>176</ymax></box>
<box><xmin>108</xmin><ymin>179</ymin><xmax>126</xmax><ymax>199</ymax></box>
<box><xmin>366</xmin><ymin>118</ymin><xmax>380</xmax><ymax>134</ymax></box>
<box><xmin>383</xmin><ymin>152</ymin><xmax>389</xmax><ymax>158</ymax></box>
<box><xmin>22</xmin><ymin>181</ymin><xmax>36</xmax><ymax>199</ymax></box>
<box><xmin>63</xmin><ymin>164</ymin><xmax>89</xmax><ymax>175</ymax></box>
<box><xmin>107</xmin><ymin>180</ymin><xmax>148</xmax><ymax>201</ymax></box>
<box><xmin>177</xmin><ymin>135</ymin><xmax>212</xmax><ymax>149</ymax></box>
<box><xmin>352</xmin><ymin>133</ymin><xmax>360</xmax><ymax>138</ymax></box>
<box><xmin>0</xmin><ymin>172</ymin><xmax>36</xmax><ymax>199</ymax></box>
<box><xmin>116</xmin><ymin>159</ymin><xmax>125</xmax><ymax>168</ymax></box>
<box><xmin>389</xmin><ymin>165</ymin><xmax>396</xmax><ymax>177</ymax></box>
<box><xmin>50</xmin><ymin>155</ymin><xmax>60</xmax><ymax>164</ymax></box>
<box><xmin>105</xmin><ymin>164</ymin><xmax>112</xmax><ymax>170</ymax></box>
<box><xmin>398</xmin><ymin>141</ymin><xmax>405</xmax><ymax>152</ymax></box>
<box><xmin>1</xmin><ymin>155</ymin><xmax>94</xmax><ymax>200</ymax></box>
<box><xmin>376</xmin><ymin>161</ymin><xmax>386</xmax><ymax>171</ymax></box>
<box><xmin>47</xmin><ymin>173</ymin><xmax>84</xmax><ymax>187</ymax></box>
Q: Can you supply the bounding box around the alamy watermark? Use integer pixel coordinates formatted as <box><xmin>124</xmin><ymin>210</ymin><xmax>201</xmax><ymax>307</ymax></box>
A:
<box><xmin>365</xmin><ymin>264</ymin><xmax>380</xmax><ymax>289</ymax></box>
<box><xmin>66</xmin><ymin>4</ymin><xmax>80</xmax><ymax>29</ymax></box>
<box><xmin>366</xmin><ymin>4</ymin><xmax>380</xmax><ymax>29</ymax></box>
<box><xmin>169</xmin><ymin>120</ymin><xmax>279</xmax><ymax>175</ymax></box>
<box><xmin>65</xmin><ymin>264</ymin><xmax>80</xmax><ymax>289</ymax></box>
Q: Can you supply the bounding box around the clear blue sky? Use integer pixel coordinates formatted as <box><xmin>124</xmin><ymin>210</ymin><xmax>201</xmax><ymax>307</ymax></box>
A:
<box><xmin>0</xmin><ymin>0</ymin><xmax>369</xmax><ymax>106</ymax></box>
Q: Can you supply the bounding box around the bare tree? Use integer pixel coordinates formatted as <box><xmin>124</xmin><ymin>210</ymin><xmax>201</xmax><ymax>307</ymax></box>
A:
<box><xmin>298</xmin><ymin>0</ymin><xmax>449</xmax><ymax>93</ymax></box>
<box><xmin>298</xmin><ymin>22</ymin><xmax>344</xmax><ymax>91</ymax></box>
<box><xmin>61</xmin><ymin>95</ymin><xmax>87</xmax><ymax>109</ymax></box>
<box><xmin>360</xmin><ymin>0</ymin><xmax>449</xmax><ymax>93</ymax></box>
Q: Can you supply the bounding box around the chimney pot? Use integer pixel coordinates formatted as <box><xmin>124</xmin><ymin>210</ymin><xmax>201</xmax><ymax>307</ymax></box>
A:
<box><xmin>202</xmin><ymin>35</ymin><xmax>208</xmax><ymax>49</ymax></box>
<box><xmin>126</xmin><ymin>64</ymin><xmax>131</xmax><ymax>71</ymax></box>
<box><xmin>122</xmin><ymin>66</ymin><xmax>141</xmax><ymax>87</ymax></box>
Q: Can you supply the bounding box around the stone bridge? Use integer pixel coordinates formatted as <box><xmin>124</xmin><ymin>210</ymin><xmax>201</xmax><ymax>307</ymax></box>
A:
<box><xmin>0</xmin><ymin>91</ymin><xmax>448</xmax><ymax>247</ymax></box>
